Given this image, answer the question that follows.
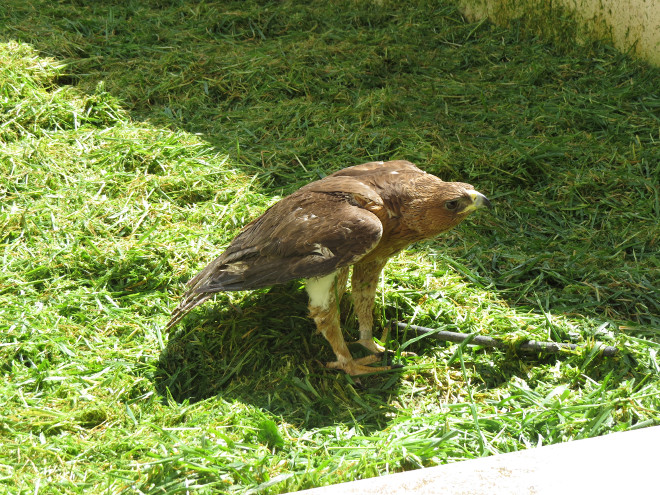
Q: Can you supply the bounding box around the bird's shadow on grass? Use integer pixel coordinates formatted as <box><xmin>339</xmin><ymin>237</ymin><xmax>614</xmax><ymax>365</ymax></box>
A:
<box><xmin>153</xmin><ymin>283</ymin><xmax>406</xmax><ymax>428</ymax></box>
<box><xmin>152</xmin><ymin>282</ymin><xmax>634</xmax><ymax>430</ymax></box>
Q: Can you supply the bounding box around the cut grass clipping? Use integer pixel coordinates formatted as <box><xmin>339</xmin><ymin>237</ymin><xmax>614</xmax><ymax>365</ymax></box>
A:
<box><xmin>1</xmin><ymin>1</ymin><xmax>659</xmax><ymax>494</ymax></box>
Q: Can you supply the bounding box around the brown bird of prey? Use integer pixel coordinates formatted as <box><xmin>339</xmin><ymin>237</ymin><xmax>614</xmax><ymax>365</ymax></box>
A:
<box><xmin>166</xmin><ymin>160</ymin><xmax>490</xmax><ymax>375</ymax></box>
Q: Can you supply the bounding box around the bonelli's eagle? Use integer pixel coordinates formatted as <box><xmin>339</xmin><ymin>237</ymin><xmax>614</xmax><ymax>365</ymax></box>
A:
<box><xmin>167</xmin><ymin>160</ymin><xmax>490</xmax><ymax>375</ymax></box>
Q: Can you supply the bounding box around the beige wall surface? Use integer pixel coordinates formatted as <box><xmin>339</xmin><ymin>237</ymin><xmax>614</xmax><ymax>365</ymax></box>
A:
<box><xmin>459</xmin><ymin>0</ymin><xmax>660</xmax><ymax>67</ymax></box>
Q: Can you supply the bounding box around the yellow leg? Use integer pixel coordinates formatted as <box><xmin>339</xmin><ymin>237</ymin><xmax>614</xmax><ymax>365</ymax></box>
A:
<box><xmin>351</xmin><ymin>259</ymin><xmax>387</xmax><ymax>352</ymax></box>
<box><xmin>306</xmin><ymin>269</ymin><xmax>389</xmax><ymax>376</ymax></box>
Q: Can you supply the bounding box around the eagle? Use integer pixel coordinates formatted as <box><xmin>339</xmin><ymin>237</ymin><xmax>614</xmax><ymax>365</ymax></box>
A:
<box><xmin>166</xmin><ymin>160</ymin><xmax>490</xmax><ymax>375</ymax></box>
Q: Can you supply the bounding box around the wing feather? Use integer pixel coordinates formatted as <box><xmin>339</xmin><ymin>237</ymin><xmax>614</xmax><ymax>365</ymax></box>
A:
<box><xmin>327</xmin><ymin>159</ymin><xmax>421</xmax><ymax>177</ymax></box>
<box><xmin>199</xmin><ymin>191</ymin><xmax>382</xmax><ymax>290</ymax></box>
<box><xmin>166</xmin><ymin>189</ymin><xmax>382</xmax><ymax>330</ymax></box>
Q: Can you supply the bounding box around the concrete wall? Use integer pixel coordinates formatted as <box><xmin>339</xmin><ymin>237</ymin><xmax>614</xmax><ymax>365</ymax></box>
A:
<box><xmin>458</xmin><ymin>0</ymin><xmax>660</xmax><ymax>67</ymax></box>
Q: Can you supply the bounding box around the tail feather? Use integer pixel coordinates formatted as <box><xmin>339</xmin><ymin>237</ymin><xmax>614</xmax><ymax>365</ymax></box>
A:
<box><xmin>165</xmin><ymin>291</ymin><xmax>213</xmax><ymax>332</ymax></box>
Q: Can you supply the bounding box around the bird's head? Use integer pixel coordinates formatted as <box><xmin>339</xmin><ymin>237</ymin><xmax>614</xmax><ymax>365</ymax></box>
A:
<box><xmin>400</xmin><ymin>176</ymin><xmax>491</xmax><ymax>239</ymax></box>
<box><xmin>443</xmin><ymin>183</ymin><xmax>491</xmax><ymax>216</ymax></box>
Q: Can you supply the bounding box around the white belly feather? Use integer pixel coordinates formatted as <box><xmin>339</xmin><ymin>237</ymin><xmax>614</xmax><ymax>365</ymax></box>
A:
<box><xmin>304</xmin><ymin>272</ymin><xmax>337</xmax><ymax>310</ymax></box>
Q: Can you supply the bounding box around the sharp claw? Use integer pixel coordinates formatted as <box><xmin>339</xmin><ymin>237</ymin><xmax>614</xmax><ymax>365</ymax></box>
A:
<box><xmin>324</xmin><ymin>358</ymin><xmax>391</xmax><ymax>376</ymax></box>
<box><xmin>355</xmin><ymin>338</ymin><xmax>416</xmax><ymax>358</ymax></box>
<box><xmin>355</xmin><ymin>339</ymin><xmax>386</xmax><ymax>354</ymax></box>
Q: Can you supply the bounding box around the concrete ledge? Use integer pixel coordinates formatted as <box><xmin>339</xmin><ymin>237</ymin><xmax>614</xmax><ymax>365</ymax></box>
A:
<box><xmin>293</xmin><ymin>425</ymin><xmax>659</xmax><ymax>494</ymax></box>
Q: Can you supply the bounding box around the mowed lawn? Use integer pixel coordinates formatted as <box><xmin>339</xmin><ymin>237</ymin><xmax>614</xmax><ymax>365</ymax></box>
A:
<box><xmin>1</xmin><ymin>1</ymin><xmax>658</xmax><ymax>493</ymax></box>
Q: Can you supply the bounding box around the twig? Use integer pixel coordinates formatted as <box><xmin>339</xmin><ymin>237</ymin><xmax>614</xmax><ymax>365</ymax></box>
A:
<box><xmin>391</xmin><ymin>321</ymin><xmax>619</xmax><ymax>357</ymax></box>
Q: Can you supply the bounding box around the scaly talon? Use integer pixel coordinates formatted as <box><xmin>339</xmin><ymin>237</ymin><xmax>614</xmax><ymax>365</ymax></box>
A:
<box><xmin>324</xmin><ymin>357</ymin><xmax>391</xmax><ymax>376</ymax></box>
<box><xmin>355</xmin><ymin>338</ymin><xmax>417</xmax><ymax>357</ymax></box>
<box><xmin>356</xmin><ymin>338</ymin><xmax>386</xmax><ymax>354</ymax></box>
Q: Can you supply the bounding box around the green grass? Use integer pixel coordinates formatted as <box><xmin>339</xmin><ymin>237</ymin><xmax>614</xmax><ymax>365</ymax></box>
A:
<box><xmin>1</xmin><ymin>0</ymin><xmax>659</xmax><ymax>493</ymax></box>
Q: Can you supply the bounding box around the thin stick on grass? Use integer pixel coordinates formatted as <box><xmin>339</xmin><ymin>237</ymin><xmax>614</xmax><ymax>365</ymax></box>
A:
<box><xmin>392</xmin><ymin>321</ymin><xmax>619</xmax><ymax>357</ymax></box>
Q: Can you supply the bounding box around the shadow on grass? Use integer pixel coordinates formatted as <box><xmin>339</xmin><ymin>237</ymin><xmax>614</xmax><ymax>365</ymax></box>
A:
<box><xmin>154</xmin><ymin>284</ymin><xmax>407</xmax><ymax>428</ymax></box>
<box><xmin>153</xmin><ymin>280</ymin><xmax>636</xmax><ymax>432</ymax></box>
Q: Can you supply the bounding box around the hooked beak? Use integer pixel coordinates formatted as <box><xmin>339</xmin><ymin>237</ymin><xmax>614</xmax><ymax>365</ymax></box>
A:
<box><xmin>464</xmin><ymin>190</ymin><xmax>492</xmax><ymax>213</ymax></box>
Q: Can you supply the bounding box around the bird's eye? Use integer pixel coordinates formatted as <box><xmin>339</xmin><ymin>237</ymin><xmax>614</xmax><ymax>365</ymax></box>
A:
<box><xmin>445</xmin><ymin>200</ymin><xmax>459</xmax><ymax>211</ymax></box>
